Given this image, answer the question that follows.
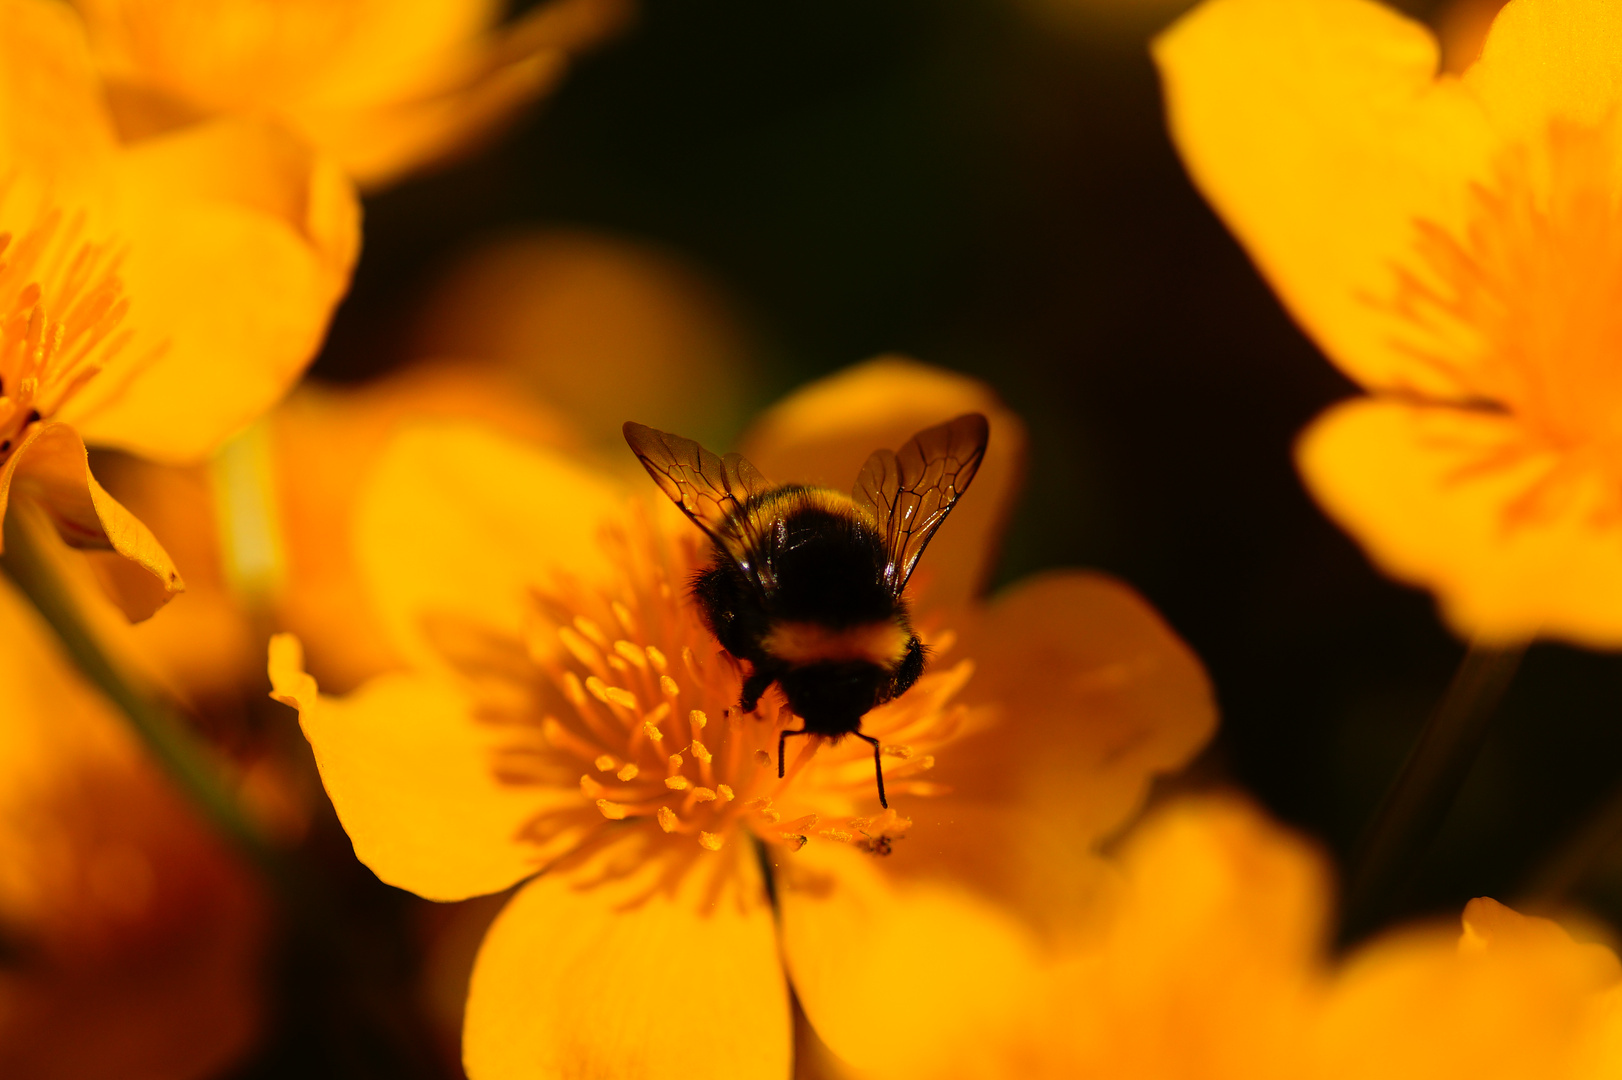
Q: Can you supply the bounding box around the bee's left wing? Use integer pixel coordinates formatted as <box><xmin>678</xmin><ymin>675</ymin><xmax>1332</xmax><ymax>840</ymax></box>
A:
<box><xmin>623</xmin><ymin>422</ymin><xmax>776</xmax><ymax>587</ymax></box>
<box><xmin>853</xmin><ymin>413</ymin><xmax>990</xmax><ymax>598</ymax></box>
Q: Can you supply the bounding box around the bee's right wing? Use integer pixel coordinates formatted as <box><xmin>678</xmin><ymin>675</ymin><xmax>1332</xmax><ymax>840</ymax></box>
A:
<box><xmin>854</xmin><ymin>413</ymin><xmax>990</xmax><ymax>597</ymax></box>
<box><xmin>623</xmin><ymin>422</ymin><xmax>776</xmax><ymax>588</ymax></box>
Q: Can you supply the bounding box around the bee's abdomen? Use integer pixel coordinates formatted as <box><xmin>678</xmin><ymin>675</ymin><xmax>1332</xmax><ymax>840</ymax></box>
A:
<box><xmin>763</xmin><ymin>619</ymin><xmax>912</xmax><ymax>667</ymax></box>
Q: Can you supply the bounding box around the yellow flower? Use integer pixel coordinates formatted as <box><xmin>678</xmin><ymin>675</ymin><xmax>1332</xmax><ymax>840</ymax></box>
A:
<box><xmin>817</xmin><ymin>796</ymin><xmax>1622</xmax><ymax>1080</ymax></box>
<box><xmin>0</xmin><ymin>573</ymin><xmax>269</xmax><ymax>1079</ymax></box>
<box><xmin>71</xmin><ymin>0</ymin><xmax>634</xmax><ymax>190</ymax></box>
<box><xmin>269</xmin><ymin>358</ymin><xmax>1216</xmax><ymax>1078</ymax></box>
<box><xmin>0</xmin><ymin>0</ymin><xmax>358</xmax><ymax>619</ymax></box>
<box><xmin>1156</xmin><ymin>0</ymin><xmax>1622</xmax><ymax>647</ymax></box>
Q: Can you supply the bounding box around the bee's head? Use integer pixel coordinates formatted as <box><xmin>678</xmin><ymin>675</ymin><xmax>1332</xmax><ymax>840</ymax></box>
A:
<box><xmin>777</xmin><ymin>660</ymin><xmax>888</xmax><ymax>734</ymax></box>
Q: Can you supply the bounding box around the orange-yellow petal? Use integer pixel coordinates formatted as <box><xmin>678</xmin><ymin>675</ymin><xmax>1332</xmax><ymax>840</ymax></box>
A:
<box><xmin>300</xmin><ymin>0</ymin><xmax>634</xmax><ymax>188</ymax></box>
<box><xmin>778</xmin><ymin>839</ymin><xmax>1042</xmax><ymax>1078</ymax></box>
<box><xmin>62</xmin><ymin>117</ymin><xmax>359</xmax><ymax>463</ymax></box>
<box><xmin>269</xmin><ymin>633</ymin><xmax>550</xmax><ymax>901</ymax></box>
<box><xmin>1155</xmin><ymin>0</ymin><xmax>1496</xmax><ymax>395</ymax></box>
<box><xmin>353</xmin><ymin>423</ymin><xmax>623</xmax><ymax>671</ymax></box>
<box><xmin>914</xmin><ymin>570</ymin><xmax>1217</xmax><ymax>938</ymax></box>
<box><xmin>464</xmin><ymin>843</ymin><xmax>789</xmax><ymax>1080</ymax></box>
<box><xmin>1</xmin><ymin>421</ymin><xmax>183</xmax><ymax>620</ymax></box>
<box><xmin>1297</xmin><ymin>397</ymin><xmax>1622</xmax><ymax>646</ymax></box>
<box><xmin>1465</xmin><ymin>0</ymin><xmax>1622</xmax><ymax>138</ymax></box>
<box><xmin>741</xmin><ymin>357</ymin><xmax>1027</xmax><ymax>610</ymax></box>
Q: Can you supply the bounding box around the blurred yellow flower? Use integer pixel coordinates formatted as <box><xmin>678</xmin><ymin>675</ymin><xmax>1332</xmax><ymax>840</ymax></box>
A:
<box><xmin>0</xmin><ymin>0</ymin><xmax>358</xmax><ymax>619</ymax></box>
<box><xmin>811</xmin><ymin>797</ymin><xmax>1622</xmax><ymax>1080</ymax></box>
<box><xmin>269</xmin><ymin>358</ymin><xmax>1216</xmax><ymax>1078</ymax></box>
<box><xmin>1157</xmin><ymin>0</ymin><xmax>1622</xmax><ymax>647</ymax></box>
<box><xmin>72</xmin><ymin>0</ymin><xmax>634</xmax><ymax>189</ymax></box>
<box><xmin>0</xmin><ymin>573</ymin><xmax>268</xmax><ymax>1080</ymax></box>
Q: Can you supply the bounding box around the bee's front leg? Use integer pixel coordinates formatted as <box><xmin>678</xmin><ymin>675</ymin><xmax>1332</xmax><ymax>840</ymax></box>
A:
<box><xmin>739</xmin><ymin>665</ymin><xmax>776</xmax><ymax>714</ymax></box>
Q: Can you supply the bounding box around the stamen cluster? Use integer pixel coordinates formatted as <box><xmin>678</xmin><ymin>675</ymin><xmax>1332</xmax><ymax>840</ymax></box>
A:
<box><xmin>476</xmin><ymin>508</ymin><xmax>976</xmax><ymax>861</ymax></box>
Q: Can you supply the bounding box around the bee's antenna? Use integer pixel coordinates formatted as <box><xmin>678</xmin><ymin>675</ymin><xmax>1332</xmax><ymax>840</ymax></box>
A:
<box><xmin>855</xmin><ymin>733</ymin><xmax>888</xmax><ymax>809</ymax></box>
<box><xmin>778</xmin><ymin>726</ymin><xmax>811</xmax><ymax>778</ymax></box>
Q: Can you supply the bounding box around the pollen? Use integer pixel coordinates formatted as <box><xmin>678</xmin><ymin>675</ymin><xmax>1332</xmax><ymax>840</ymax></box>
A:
<box><xmin>481</xmin><ymin>509</ymin><xmax>977</xmax><ymax>871</ymax></box>
<box><xmin>0</xmin><ymin>206</ymin><xmax>134</xmax><ymax>461</ymax></box>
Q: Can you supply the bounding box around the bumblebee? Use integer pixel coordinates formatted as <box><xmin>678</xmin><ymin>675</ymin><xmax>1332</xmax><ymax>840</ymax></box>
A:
<box><xmin>623</xmin><ymin>413</ymin><xmax>989</xmax><ymax>808</ymax></box>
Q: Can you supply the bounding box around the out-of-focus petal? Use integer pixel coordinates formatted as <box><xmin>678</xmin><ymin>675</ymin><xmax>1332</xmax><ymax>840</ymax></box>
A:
<box><xmin>1</xmin><ymin>422</ymin><xmax>182</xmax><ymax>620</ymax></box>
<box><xmin>742</xmin><ymin>357</ymin><xmax>1026</xmax><ymax>609</ymax></box>
<box><xmin>353</xmin><ymin>423</ymin><xmax>622</xmax><ymax>671</ymax></box>
<box><xmin>464</xmin><ymin>844</ymin><xmax>789</xmax><ymax>1080</ymax></box>
<box><xmin>304</xmin><ymin>0</ymin><xmax>635</xmax><ymax>187</ymax></box>
<box><xmin>1465</xmin><ymin>0</ymin><xmax>1622</xmax><ymax>137</ymax></box>
<box><xmin>0</xmin><ymin>0</ymin><xmax>118</xmax><ymax>208</ymax></box>
<box><xmin>64</xmin><ymin>118</ymin><xmax>359</xmax><ymax>463</ymax></box>
<box><xmin>1297</xmin><ymin>397</ymin><xmax>1622</xmax><ymax>646</ymax></box>
<box><xmin>269</xmin><ymin>633</ymin><xmax>551</xmax><ymax>902</ymax></box>
<box><xmin>415</xmin><ymin>230</ymin><xmax>755</xmax><ymax>448</ymax></box>
<box><xmin>1155</xmin><ymin>0</ymin><xmax>1496</xmax><ymax>395</ymax></box>
<box><xmin>0</xmin><ymin>576</ymin><xmax>266</xmax><ymax>1080</ymax></box>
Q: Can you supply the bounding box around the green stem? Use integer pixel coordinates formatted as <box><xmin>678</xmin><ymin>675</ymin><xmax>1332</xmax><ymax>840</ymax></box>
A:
<box><xmin>1</xmin><ymin>513</ymin><xmax>288</xmax><ymax>890</ymax></box>
<box><xmin>1343</xmin><ymin>641</ymin><xmax>1526</xmax><ymax>941</ymax></box>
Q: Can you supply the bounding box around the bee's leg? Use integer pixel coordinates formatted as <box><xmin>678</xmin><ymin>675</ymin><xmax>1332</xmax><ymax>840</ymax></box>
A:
<box><xmin>855</xmin><ymin>732</ymin><xmax>888</xmax><ymax>809</ymax></box>
<box><xmin>888</xmin><ymin>636</ymin><xmax>926</xmax><ymax>701</ymax></box>
<box><xmin>739</xmin><ymin>666</ymin><xmax>776</xmax><ymax>714</ymax></box>
<box><xmin>778</xmin><ymin>726</ymin><xmax>812</xmax><ymax>778</ymax></box>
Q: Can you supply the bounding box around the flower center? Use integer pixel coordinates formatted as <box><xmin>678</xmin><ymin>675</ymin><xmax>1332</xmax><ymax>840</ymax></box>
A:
<box><xmin>1392</xmin><ymin>121</ymin><xmax>1622</xmax><ymax>467</ymax></box>
<box><xmin>480</xmin><ymin>507</ymin><xmax>974</xmax><ymax>862</ymax></box>
<box><xmin>0</xmin><ymin>206</ymin><xmax>130</xmax><ymax>461</ymax></box>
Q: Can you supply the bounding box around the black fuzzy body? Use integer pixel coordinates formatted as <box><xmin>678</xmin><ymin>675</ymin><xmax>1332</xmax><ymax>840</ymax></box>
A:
<box><xmin>691</xmin><ymin>487</ymin><xmax>926</xmax><ymax>738</ymax></box>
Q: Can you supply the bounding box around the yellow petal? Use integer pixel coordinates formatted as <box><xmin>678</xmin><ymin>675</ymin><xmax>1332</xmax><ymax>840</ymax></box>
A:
<box><xmin>0</xmin><ymin>0</ymin><xmax>118</xmax><ymax>210</ymax></box>
<box><xmin>463</xmin><ymin>843</ymin><xmax>789</xmax><ymax>1080</ymax></box>
<box><xmin>354</xmin><ymin>422</ymin><xmax>622</xmax><ymax>671</ymax></box>
<box><xmin>1155</xmin><ymin>0</ymin><xmax>1496</xmax><ymax>394</ymax></box>
<box><xmin>62</xmin><ymin>117</ymin><xmax>359</xmax><ymax>463</ymax></box>
<box><xmin>1297</xmin><ymin>397</ymin><xmax>1622</xmax><ymax>646</ymax></box>
<box><xmin>1466</xmin><ymin>0</ymin><xmax>1622</xmax><ymax>137</ymax></box>
<box><xmin>901</xmin><ymin>570</ymin><xmax>1217</xmax><ymax>941</ymax></box>
<box><xmin>777</xmin><ymin>838</ymin><xmax>1044</xmax><ymax>1078</ymax></box>
<box><xmin>303</xmin><ymin>0</ymin><xmax>633</xmax><ymax>188</ymax></box>
<box><xmin>741</xmin><ymin>356</ymin><xmax>1027</xmax><ymax>610</ymax></box>
<box><xmin>270</xmin><ymin>633</ymin><xmax>551</xmax><ymax>901</ymax></box>
<box><xmin>2</xmin><ymin>421</ymin><xmax>183</xmax><ymax>620</ymax></box>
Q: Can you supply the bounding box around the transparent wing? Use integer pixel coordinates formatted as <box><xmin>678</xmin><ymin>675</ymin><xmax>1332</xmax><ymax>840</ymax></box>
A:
<box><xmin>853</xmin><ymin>413</ymin><xmax>990</xmax><ymax>597</ymax></box>
<box><xmin>623</xmin><ymin>421</ymin><xmax>776</xmax><ymax>586</ymax></box>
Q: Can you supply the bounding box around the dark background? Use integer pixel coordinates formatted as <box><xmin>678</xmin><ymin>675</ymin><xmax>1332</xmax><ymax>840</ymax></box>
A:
<box><xmin>256</xmin><ymin>0</ymin><xmax>1622</xmax><ymax>1073</ymax></box>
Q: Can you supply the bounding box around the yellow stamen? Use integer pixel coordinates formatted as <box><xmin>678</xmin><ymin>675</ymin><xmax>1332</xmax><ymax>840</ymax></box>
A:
<box><xmin>596</xmin><ymin>799</ymin><xmax>628</xmax><ymax>820</ymax></box>
<box><xmin>698</xmin><ymin>832</ymin><xmax>723</xmax><ymax>851</ymax></box>
<box><xmin>594</xmin><ymin>754</ymin><xmax>617</xmax><ymax>772</ymax></box>
<box><xmin>657</xmin><ymin>806</ymin><xmax>678</xmax><ymax>833</ymax></box>
<box><xmin>616</xmin><ymin>763</ymin><xmax>640</xmax><ymax>782</ymax></box>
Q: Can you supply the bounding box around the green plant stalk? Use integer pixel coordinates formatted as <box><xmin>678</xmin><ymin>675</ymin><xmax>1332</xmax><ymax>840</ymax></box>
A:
<box><xmin>1</xmin><ymin>512</ymin><xmax>289</xmax><ymax>890</ymax></box>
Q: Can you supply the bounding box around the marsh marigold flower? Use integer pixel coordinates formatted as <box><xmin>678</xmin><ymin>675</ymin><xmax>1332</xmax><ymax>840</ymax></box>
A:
<box><xmin>0</xmin><ymin>0</ymin><xmax>358</xmax><ymax>619</ymax></box>
<box><xmin>812</xmin><ymin>797</ymin><xmax>1622</xmax><ymax>1080</ymax></box>
<box><xmin>72</xmin><ymin>0</ymin><xmax>633</xmax><ymax>189</ymax></box>
<box><xmin>1157</xmin><ymin>0</ymin><xmax>1622</xmax><ymax>647</ymax></box>
<box><xmin>269</xmin><ymin>358</ymin><xmax>1216</xmax><ymax>1078</ymax></box>
<box><xmin>0</xmin><ymin>574</ymin><xmax>269</xmax><ymax>1080</ymax></box>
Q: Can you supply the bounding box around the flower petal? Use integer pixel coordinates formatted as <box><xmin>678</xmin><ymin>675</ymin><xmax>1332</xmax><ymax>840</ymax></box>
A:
<box><xmin>464</xmin><ymin>844</ymin><xmax>790</xmax><ymax>1080</ymax></box>
<box><xmin>1296</xmin><ymin>397</ymin><xmax>1622</xmax><ymax>646</ymax></box>
<box><xmin>0</xmin><ymin>0</ymin><xmax>118</xmax><ymax>208</ymax></box>
<box><xmin>2</xmin><ymin>421</ymin><xmax>183</xmax><ymax>620</ymax></box>
<box><xmin>63</xmin><ymin>117</ymin><xmax>359</xmax><ymax>463</ymax></box>
<box><xmin>270</xmin><ymin>633</ymin><xmax>552</xmax><ymax>901</ymax></box>
<box><xmin>301</xmin><ymin>0</ymin><xmax>633</xmax><ymax>188</ymax></box>
<box><xmin>1154</xmin><ymin>0</ymin><xmax>1497</xmax><ymax>394</ymax></box>
<box><xmin>1466</xmin><ymin>0</ymin><xmax>1622</xmax><ymax>137</ymax></box>
<box><xmin>354</xmin><ymin>422</ymin><xmax>623</xmax><ymax>671</ymax></box>
<box><xmin>741</xmin><ymin>357</ymin><xmax>1026</xmax><ymax>609</ymax></box>
<box><xmin>912</xmin><ymin>570</ymin><xmax>1218</xmax><ymax>935</ymax></box>
<box><xmin>777</xmin><ymin>839</ymin><xmax>1043</xmax><ymax>1077</ymax></box>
